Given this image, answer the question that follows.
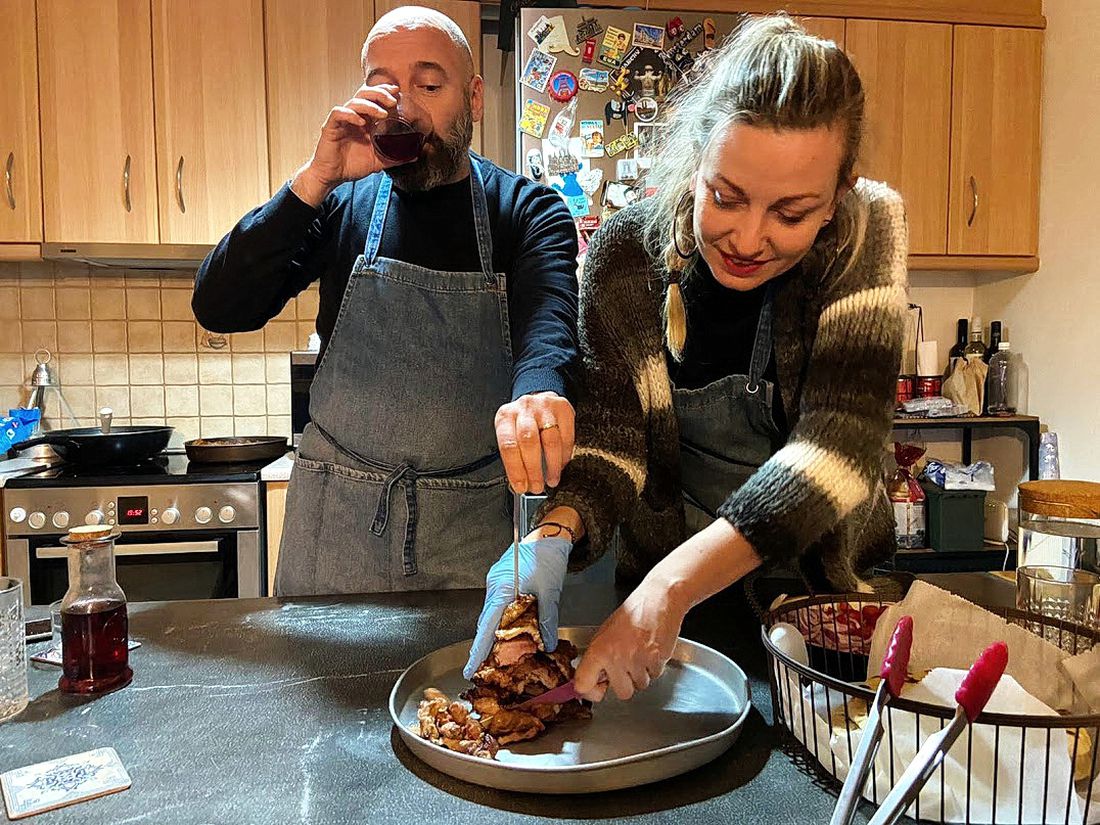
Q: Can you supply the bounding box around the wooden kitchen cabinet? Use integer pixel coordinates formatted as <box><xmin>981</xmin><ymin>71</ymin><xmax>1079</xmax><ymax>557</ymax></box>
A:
<box><xmin>38</xmin><ymin>0</ymin><xmax>159</xmax><ymax>244</ymax></box>
<box><xmin>152</xmin><ymin>0</ymin><xmax>270</xmax><ymax>244</ymax></box>
<box><xmin>373</xmin><ymin>0</ymin><xmax>482</xmax><ymax>152</ymax></box>
<box><xmin>797</xmin><ymin>16</ymin><xmax>845</xmax><ymax>47</ymax></box>
<box><xmin>265</xmin><ymin>480</ymin><xmax>288</xmax><ymax>595</ymax></box>
<box><xmin>0</xmin><ymin>0</ymin><xmax>42</xmax><ymax>245</ymax></box>
<box><xmin>948</xmin><ymin>25</ymin><xmax>1043</xmax><ymax>257</ymax></box>
<box><xmin>265</xmin><ymin>0</ymin><xmax>376</xmax><ymax>194</ymax></box>
<box><xmin>846</xmin><ymin>20</ymin><xmax>952</xmax><ymax>255</ymax></box>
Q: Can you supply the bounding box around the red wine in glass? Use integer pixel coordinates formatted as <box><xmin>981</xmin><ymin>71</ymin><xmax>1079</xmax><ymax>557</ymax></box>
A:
<box><xmin>371</xmin><ymin>116</ymin><xmax>425</xmax><ymax>164</ymax></box>
<box><xmin>59</xmin><ymin>598</ymin><xmax>133</xmax><ymax>695</ymax></box>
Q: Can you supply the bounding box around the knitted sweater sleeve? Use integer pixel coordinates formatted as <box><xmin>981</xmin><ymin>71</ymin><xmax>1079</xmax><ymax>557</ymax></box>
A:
<box><xmin>717</xmin><ymin>180</ymin><xmax>909</xmax><ymax>571</ymax></box>
<box><xmin>537</xmin><ymin>210</ymin><xmax>652</xmax><ymax>569</ymax></box>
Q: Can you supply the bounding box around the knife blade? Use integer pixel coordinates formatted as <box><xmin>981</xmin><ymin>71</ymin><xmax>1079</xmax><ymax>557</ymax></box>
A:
<box><xmin>512</xmin><ymin>491</ymin><xmax>521</xmax><ymax>598</ymax></box>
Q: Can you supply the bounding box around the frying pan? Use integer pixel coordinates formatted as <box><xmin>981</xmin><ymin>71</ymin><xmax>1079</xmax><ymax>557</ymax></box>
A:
<box><xmin>184</xmin><ymin>436</ymin><xmax>289</xmax><ymax>464</ymax></box>
<box><xmin>10</xmin><ymin>426</ymin><xmax>173</xmax><ymax>466</ymax></box>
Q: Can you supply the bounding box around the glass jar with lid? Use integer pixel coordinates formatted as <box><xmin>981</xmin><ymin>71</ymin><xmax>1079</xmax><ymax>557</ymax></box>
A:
<box><xmin>1017</xmin><ymin>480</ymin><xmax>1100</xmax><ymax>573</ymax></box>
<box><xmin>58</xmin><ymin>524</ymin><xmax>133</xmax><ymax>695</ymax></box>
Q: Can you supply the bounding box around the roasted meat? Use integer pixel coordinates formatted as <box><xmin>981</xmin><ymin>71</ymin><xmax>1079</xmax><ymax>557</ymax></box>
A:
<box><xmin>414</xmin><ymin>595</ymin><xmax>590</xmax><ymax>759</ymax></box>
<box><xmin>463</xmin><ymin>594</ymin><xmax>590</xmax><ymax>745</ymax></box>
<box><xmin>415</xmin><ymin>687</ymin><xmax>498</xmax><ymax>759</ymax></box>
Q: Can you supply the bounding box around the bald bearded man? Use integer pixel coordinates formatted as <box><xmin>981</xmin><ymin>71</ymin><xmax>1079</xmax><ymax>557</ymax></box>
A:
<box><xmin>193</xmin><ymin>8</ymin><xmax>579</xmax><ymax>596</ymax></box>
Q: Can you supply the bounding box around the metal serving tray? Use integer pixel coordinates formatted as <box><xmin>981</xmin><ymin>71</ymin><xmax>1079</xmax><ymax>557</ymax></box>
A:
<box><xmin>389</xmin><ymin>626</ymin><xmax>751</xmax><ymax>794</ymax></box>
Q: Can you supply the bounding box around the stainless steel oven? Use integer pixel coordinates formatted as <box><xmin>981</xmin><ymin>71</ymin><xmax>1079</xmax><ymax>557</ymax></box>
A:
<box><xmin>4</xmin><ymin>467</ymin><xmax>265</xmax><ymax>606</ymax></box>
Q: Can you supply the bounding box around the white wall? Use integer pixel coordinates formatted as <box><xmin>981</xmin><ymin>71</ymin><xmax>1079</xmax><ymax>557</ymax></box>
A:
<box><xmin>975</xmin><ymin>0</ymin><xmax>1100</xmax><ymax>484</ymax></box>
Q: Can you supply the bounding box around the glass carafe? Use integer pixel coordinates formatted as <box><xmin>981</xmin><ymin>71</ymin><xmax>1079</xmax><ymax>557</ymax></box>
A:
<box><xmin>58</xmin><ymin>526</ymin><xmax>133</xmax><ymax>695</ymax></box>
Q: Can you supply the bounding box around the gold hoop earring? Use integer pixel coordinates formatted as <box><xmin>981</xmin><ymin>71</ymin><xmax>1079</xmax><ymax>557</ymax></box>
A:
<box><xmin>671</xmin><ymin>189</ymin><xmax>696</xmax><ymax>260</ymax></box>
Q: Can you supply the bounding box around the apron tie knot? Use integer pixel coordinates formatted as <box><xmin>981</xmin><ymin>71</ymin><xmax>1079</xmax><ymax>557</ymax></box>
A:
<box><xmin>370</xmin><ymin>462</ymin><xmax>416</xmax><ymax>537</ymax></box>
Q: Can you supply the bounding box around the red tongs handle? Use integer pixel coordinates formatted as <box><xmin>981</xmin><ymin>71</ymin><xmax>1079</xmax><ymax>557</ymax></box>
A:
<box><xmin>955</xmin><ymin>640</ymin><xmax>1009</xmax><ymax>722</ymax></box>
<box><xmin>879</xmin><ymin>615</ymin><xmax>914</xmax><ymax>699</ymax></box>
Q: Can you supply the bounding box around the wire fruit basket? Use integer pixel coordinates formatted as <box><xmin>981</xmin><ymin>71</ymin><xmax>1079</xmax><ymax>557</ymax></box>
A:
<box><xmin>761</xmin><ymin>593</ymin><xmax>1100</xmax><ymax>824</ymax></box>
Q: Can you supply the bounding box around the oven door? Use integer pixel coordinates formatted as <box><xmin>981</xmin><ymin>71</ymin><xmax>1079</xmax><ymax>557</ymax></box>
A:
<box><xmin>13</xmin><ymin>529</ymin><xmax>263</xmax><ymax>605</ymax></box>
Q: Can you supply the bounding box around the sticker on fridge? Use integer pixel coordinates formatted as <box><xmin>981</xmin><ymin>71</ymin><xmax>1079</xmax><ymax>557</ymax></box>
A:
<box><xmin>519</xmin><ymin>99</ymin><xmax>551</xmax><ymax>139</ymax></box>
<box><xmin>527</xmin><ymin>15</ymin><xmax>554</xmax><ymax>50</ymax></box>
<box><xmin>520</xmin><ymin>49</ymin><xmax>557</xmax><ymax>93</ymax></box>
<box><xmin>599</xmin><ymin>26</ymin><xmax>630</xmax><ymax>67</ymax></box>
<box><xmin>579</xmin><ymin>68</ymin><xmax>610</xmax><ymax>93</ymax></box>
<box><xmin>580</xmin><ymin>120</ymin><xmax>605</xmax><ymax>158</ymax></box>
<box><xmin>575</xmin><ymin>15</ymin><xmax>604</xmax><ymax>45</ymax></box>
<box><xmin>632</xmin><ymin>23</ymin><xmax>665</xmax><ymax>51</ymax></box>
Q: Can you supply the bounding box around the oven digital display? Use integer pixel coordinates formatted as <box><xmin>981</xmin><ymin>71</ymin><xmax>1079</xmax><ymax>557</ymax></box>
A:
<box><xmin>117</xmin><ymin>496</ymin><xmax>149</xmax><ymax>525</ymax></box>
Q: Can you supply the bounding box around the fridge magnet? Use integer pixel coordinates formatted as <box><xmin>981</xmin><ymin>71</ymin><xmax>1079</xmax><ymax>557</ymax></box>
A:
<box><xmin>609</xmin><ymin>67</ymin><xmax>632</xmax><ymax>98</ymax></box>
<box><xmin>632</xmin><ymin>23</ymin><xmax>665</xmax><ymax>51</ymax></box>
<box><xmin>541</xmin><ymin>15</ymin><xmax>580</xmax><ymax>56</ymax></box>
<box><xmin>633</xmin><ymin>64</ymin><xmax>663</xmax><ymax>99</ymax></box>
<box><xmin>548</xmin><ymin>71</ymin><xmax>578</xmax><ymax>103</ymax></box>
<box><xmin>520</xmin><ymin>49</ymin><xmax>557</xmax><ymax>93</ymax></box>
<box><xmin>666</xmin><ymin>17</ymin><xmax>685</xmax><ymax>39</ymax></box>
<box><xmin>575</xmin><ymin>15</ymin><xmax>604</xmax><ymax>45</ymax></box>
<box><xmin>551</xmin><ymin>172</ymin><xmax>590</xmax><ymax>218</ymax></box>
<box><xmin>606</xmin><ymin>132</ymin><xmax>640</xmax><ymax>157</ymax></box>
<box><xmin>547</xmin><ymin>149</ymin><xmax>580</xmax><ymax>176</ymax></box>
<box><xmin>703</xmin><ymin>18</ymin><xmax>718</xmax><ymax>50</ymax></box>
<box><xmin>579</xmin><ymin>68</ymin><xmax>610</xmax><ymax>93</ymax></box>
<box><xmin>577</xmin><ymin>215</ymin><xmax>601</xmax><ymax>232</ymax></box>
<box><xmin>599</xmin><ymin>26</ymin><xmax>630</xmax><ymax>67</ymax></box>
<box><xmin>634</xmin><ymin>121</ymin><xmax>665</xmax><ymax>155</ymax></box>
<box><xmin>604</xmin><ymin>180</ymin><xmax>638</xmax><ymax>208</ymax></box>
<box><xmin>604</xmin><ymin>98</ymin><xmax>629</xmax><ymax>127</ymax></box>
<box><xmin>582</xmin><ymin>38</ymin><xmax>597</xmax><ymax>64</ymax></box>
<box><xmin>634</xmin><ymin>96</ymin><xmax>659</xmax><ymax>123</ymax></box>
<box><xmin>547</xmin><ymin>97</ymin><xmax>578</xmax><ymax>149</ymax></box>
<box><xmin>577</xmin><ymin>165</ymin><xmax>604</xmax><ymax>195</ymax></box>
<box><xmin>672</xmin><ymin>21</ymin><xmax>704</xmax><ymax>51</ymax></box>
<box><xmin>526</xmin><ymin>148</ymin><xmax>545</xmax><ymax>181</ymax></box>
<box><xmin>527</xmin><ymin>15</ymin><xmax>554</xmax><ymax>50</ymax></box>
<box><xmin>580</xmin><ymin>120</ymin><xmax>605</xmax><ymax>157</ymax></box>
<box><xmin>616</xmin><ymin>158</ymin><xmax>640</xmax><ymax>182</ymax></box>
<box><xmin>519</xmin><ymin>99</ymin><xmax>551</xmax><ymax>138</ymax></box>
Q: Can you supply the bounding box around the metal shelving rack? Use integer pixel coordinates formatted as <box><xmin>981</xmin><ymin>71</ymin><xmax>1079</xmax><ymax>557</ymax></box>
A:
<box><xmin>886</xmin><ymin>414</ymin><xmax>1041</xmax><ymax>572</ymax></box>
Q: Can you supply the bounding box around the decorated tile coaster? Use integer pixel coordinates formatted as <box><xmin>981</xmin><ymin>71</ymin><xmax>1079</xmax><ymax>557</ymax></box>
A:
<box><xmin>1</xmin><ymin>748</ymin><xmax>131</xmax><ymax>820</ymax></box>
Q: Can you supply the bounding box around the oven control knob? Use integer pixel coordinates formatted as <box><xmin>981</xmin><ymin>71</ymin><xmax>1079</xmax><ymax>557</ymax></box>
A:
<box><xmin>52</xmin><ymin>511</ymin><xmax>70</xmax><ymax>529</ymax></box>
<box><xmin>85</xmin><ymin>510</ymin><xmax>105</xmax><ymax>526</ymax></box>
<box><xmin>218</xmin><ymin>506</ymin><xmax>236</xmax><ymax>524</ymax></box>
<box><xmin>8</xmin><ymin>507</ymin><xmax>25</xmax><ymax>523</ymax></box>
<box><xmin>161</xmin><ymin>507</ymin><xmax>180</xmax><ymax>526</ymax></box>
<box><xmin>28</xmin><ymin>511</ymin><xmax>46</xmax><ymax>530</ymax></box>
<box><xmin>195</xmin><ymin>506</ymin><xmax>213</xmax><ymax>525</ymax></box>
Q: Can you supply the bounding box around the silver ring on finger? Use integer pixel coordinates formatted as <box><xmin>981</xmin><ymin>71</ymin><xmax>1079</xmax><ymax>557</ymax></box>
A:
<box><xmin>539</xmin><ymin>420</ymin><xmax>559</xmax><ymax>431</ymax></box>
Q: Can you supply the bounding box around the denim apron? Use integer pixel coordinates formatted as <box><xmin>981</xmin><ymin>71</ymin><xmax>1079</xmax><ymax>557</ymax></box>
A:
<box><xmin>672</xmin><ymin>282</ymin><xmax>784</xmax><ymax>537</ymax></box>
<box><xmin>276</xmin><ymin>156</ymin><xmax>513</xmax><ymax>595</ymax></box>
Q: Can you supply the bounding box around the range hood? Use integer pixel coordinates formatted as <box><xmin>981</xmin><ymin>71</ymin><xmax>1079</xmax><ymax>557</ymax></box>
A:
<box><xmin>42</xmin><ymin>242</ymin><xmax>212</xmax><ymax>270</ymax></box>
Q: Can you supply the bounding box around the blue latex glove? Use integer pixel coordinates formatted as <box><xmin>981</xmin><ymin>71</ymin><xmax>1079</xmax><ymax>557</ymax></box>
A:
<box><xmin>462</xmin><ymin>537</ymin><xmax>571</xmax><ymax>680</ymax></box>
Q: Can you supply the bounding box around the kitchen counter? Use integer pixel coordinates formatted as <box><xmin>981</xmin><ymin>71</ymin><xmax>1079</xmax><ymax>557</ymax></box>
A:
<box><xmin>260</xmin><ymin>451</ymin><xmax>294</xmax><ymax>482</ymax></box>
<box><xmin>2</xmin><ymin>575</ymin><xmax>1011</xmax><ymax>824</ymax></box>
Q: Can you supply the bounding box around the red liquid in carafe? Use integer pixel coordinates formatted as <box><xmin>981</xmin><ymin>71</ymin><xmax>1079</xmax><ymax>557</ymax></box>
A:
<box><xmin>59</xmin><ymin>599</ymin><xmax>133</xmax><ymax>695</ymax></box>
<box><xmin>372</xmin><ymin>131</ymin><xmax>424</xmax><ymax>164</ymax></box>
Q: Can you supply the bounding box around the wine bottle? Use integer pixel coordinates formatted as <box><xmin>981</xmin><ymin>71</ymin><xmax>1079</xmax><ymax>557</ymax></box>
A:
<box><xmin>984</xmin><ymin>320</ymin><xmax>1002</xmax><ymax>363</ymax></box>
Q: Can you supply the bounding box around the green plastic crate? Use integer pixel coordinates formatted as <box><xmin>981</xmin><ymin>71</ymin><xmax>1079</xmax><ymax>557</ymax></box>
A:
<box><xmin>919</xmin><ymin>480</ymin><xmax>987</xmax><ymax>552</ymax></box>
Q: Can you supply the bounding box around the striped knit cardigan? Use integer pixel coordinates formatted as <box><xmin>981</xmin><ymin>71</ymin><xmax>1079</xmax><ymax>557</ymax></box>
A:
<box><xmin>539</xmin><ymin>178</ymin><xmax>909</xmax><ymax>592</ymax></box>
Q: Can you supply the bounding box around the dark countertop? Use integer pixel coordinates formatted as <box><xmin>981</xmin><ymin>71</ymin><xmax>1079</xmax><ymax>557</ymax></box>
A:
<box><xmin>2</xmin><ymin>574</ymin><xmax>1012</xmax><ymax>824</ymax></box>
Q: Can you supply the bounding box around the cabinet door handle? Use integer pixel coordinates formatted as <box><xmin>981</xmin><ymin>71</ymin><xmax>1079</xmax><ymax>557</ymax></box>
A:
<box><xmin>967</xmin><ymin>175</ymin><xmax>978</xmax><ymax>227</ymax></box>
<box><xmin>123</xmin><ymin>154</ymin><xmax>132</xmax><ymax>213</ymax></box>
<box><xmin>4</xmin><ymin>152</ymin><xmax>14</xmax><ymax>210</ymax></box>
<box><xmin>175</xmin><ymin>155</ymin><xmax>186</xmax><ymax>213</ymax></box>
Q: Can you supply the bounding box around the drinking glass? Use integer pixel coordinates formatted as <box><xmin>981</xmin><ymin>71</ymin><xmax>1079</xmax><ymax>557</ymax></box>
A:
<box><xmin>1016</xmin><ymin>565</ymin><xmax>1100</xmax><ymax>649</ymax></box>
<box><xmin>0</xmin><ymin>577</ymin><xmax>29</xmax><ymax>723</ymax></box>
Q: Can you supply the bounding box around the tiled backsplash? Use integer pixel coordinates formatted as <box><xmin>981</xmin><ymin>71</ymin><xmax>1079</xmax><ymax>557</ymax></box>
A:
<box><xmin>0</xmin><ymin>261</ymin><xmax>318</xmax><ymax>445</ymax></box>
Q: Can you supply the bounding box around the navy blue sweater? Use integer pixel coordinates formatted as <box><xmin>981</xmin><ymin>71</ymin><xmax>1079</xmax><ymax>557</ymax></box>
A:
<box><xmin>193</xmin><ymin>155</ymin><xmax>579</xmax><ymax>401</ymax></box>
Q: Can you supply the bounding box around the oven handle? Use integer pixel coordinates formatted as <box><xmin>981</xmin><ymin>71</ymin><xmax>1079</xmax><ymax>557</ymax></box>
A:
<box><xmin>35</xmin><ymin>541</ymin><xmax>221</xmax><ymax>559</ymax></box>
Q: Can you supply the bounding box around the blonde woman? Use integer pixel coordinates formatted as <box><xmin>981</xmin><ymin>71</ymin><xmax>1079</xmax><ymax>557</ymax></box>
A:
<box><xmin>465</xmin><ymin>15</ymin><xmax>908</xmax><ymax>700</ymax></box>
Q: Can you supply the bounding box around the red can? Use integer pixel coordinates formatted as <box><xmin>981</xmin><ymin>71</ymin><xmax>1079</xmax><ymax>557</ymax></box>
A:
<box><xmin>895</xmin><ymin>375</ymin><xmax>915</xmax><ymax>406</ymax></box>
<box><xmin>916</xmin><ymin>375</ymin><xmax>943</xmax><ymax>398</ymax></box>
